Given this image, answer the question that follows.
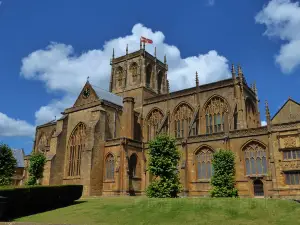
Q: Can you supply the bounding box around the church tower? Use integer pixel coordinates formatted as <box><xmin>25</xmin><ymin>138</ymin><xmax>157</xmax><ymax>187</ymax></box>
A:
<box><xmin>109</xmin><ymin>43</ymin><xmax>168</xmax><ymax>109</ymax></box>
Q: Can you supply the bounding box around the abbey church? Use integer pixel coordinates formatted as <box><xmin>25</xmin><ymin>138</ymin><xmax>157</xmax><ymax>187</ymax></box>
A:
<box><xmin>28</xmin><ymin>44</ymin><xmax>300</xmax><ymax>198</ymax></box>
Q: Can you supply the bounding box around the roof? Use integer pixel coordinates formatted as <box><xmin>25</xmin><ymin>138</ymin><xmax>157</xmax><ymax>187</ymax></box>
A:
<box><xmin>91</xmin><ymin>84</ymin><xmax>123</xmax><ymax>107</ymax></box>
<box><xmin>36</xmin><ymin>119</ymin><xmax>57</xmax><ymax>128</ymax></box>
<box><xmin>12</xmin><ymin>149</ymin><xmax>25</xmax><ymax>168</ymax></box>
<box><xmin>271</xmin><ymin>98</ymin><xmax>300</xmax><ymax>120</ymax></box>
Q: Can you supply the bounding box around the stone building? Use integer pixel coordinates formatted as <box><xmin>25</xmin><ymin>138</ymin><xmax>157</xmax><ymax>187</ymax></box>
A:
<box><xmin>30</xmin><ymin>45</ymin><xmax>300</xmax><ymax>198</ymax></box>
<box><xmin>11</xmin><ymin>149</ymin><xmax>25</xmax><ymax>186</ymax></box>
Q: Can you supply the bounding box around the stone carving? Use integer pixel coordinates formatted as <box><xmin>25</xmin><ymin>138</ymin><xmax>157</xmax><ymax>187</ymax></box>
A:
<box><xmin>147</xmin><ymin>109</ymin><xmax>164</xmax><ymax>126</ymax></box>
<box><xmin>272</xmin><ymin>123</ymin><xmax>298</xmax><ymax>131</ymax></box>
<box><xmin>129</xmin><ymin>62</ymin><xmax>138</xmax><ymax>83</ymax></box>
<box><xmin>229</xmin><ymin>127</ymin><xmax>268</xmax><ymax>138</ymax></box>
<box><xmin>205</xmin><ymin>97</ymin><xmax>228</xmax><ymax>115</ymax></box>
<box><xmin>280</xmin><ymin>160</ymin><xmax>300</xmax><ymax>169</ymax></box>
<box><xmin>37</xmin><ymin>133</ymin><xmax>48</xmax><ymax>153</ymax></box>
<box><xmin>173</xmin><ymin>104</ymin><xmax>193</xmax><ymax>121</ymax></box>
<box><xmin>283</xmin><ymin>136</ymin><xmax>297</xmax><ymax>148</ymax></box>
<box><xmin>116</xmin><ymin>66</ymin><xmax>123</xmax><ymax>87</ymax></box>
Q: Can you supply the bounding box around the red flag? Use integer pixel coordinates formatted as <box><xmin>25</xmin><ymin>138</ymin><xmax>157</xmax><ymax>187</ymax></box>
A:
<box><xmin>140</xmin><ymin>36</ymin><xmax>153</xmax><ymax>44</ymax></box>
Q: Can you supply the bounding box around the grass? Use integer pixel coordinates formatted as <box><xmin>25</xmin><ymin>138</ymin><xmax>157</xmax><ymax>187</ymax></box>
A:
<box><xmin>15</xmin><ymin>197</ymin><xmax>300</xmax><ymax>225</ymax></box>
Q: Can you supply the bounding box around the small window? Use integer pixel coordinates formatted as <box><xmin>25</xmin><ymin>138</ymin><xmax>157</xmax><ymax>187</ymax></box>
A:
<box><xmin>283</xmin><ymin>150</ymin><xmax>300</xmax><ymax>160</ymax></box>
<box><xmin>196</xmin><ymin>148</ymin><xmax>214</xmax><ymax>179</ymax></box>
<box><xmin>105</xmin><ymin>154</ymin><xmax>115</xmax><ymax>180</ymax></box>
<box><xmin>285</xmin><ymin>172</ymin><xmax>300</xmax><ymax>185</ymax></box>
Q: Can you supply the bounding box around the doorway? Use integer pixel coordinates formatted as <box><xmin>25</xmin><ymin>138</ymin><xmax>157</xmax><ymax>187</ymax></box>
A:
<box><xmin>253</xmin><ymin>179</ymin><xmax>264</xmax><ymax>197</ymax></box>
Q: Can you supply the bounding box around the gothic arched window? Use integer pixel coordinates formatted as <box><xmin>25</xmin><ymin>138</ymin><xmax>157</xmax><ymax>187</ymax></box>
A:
<box><xmin>67</xmin><ymin>123</ymin><xmax>86</xmax><ymax>177</ymax></box>
<box><xmin>157</xmin><ymin>71</ymin><xmax>163</xmax><ymax>94</ymax></box>
<box><xmin>37</xmin><ymin>133</ymin><xmax>48</xmax><ymax>153</ymax></box>
<box><xmin>205</xmin><ymin>96</ymin><xmax>228</xmax><ymax>134</ymax></box>
<box><xmin>195</xmin><ymin>148</ymin><xmax>214</xmax><ymax>179</ymax></box>
<box><xmin>146</xmin><ymin>64</ymin><xmax>152</xmax><ymax>88</ymax></box>
<box><xmin>243</xmin><ymin>141</ymin><xmax>267</xmax><ymax>176</ymax></box>
<box><xmin>105</xmin><ymin>153</ymin><xmax>115</xmax><ymax>180</ymax></box>
<box><xmin>246</xmin><ymin>99</ymin><xmax>256</xmax><ymax>128</ymax></box>
<box><xmin>129</xmin><ymin>153</ymin><xmax>139</xmax><ymax>178</ymax></box>
<box><xmin>130</xmin><ymin>62</ymin><xmax>138</xmax><ymax>83</ymax></box>
<box><xmin>116</xmin><ymin>66</ymin><xmax>124</xmax><ymax>88</ymax></box>
<box><xmin>173</xmin><ymin>103</ymin><xmax>193</xmax><ymax>138</ymax></box>
<box><xmin>147</xmin><ymin>108</ymin><xmax>164</xmax><ymax>141</ymax></box>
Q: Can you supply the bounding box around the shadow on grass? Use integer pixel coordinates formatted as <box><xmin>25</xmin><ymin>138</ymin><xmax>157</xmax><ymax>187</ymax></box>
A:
<box><xmin>1</xmin><ymin>200</ymin><xmax>87</xmax><ymax>222</ymax></box>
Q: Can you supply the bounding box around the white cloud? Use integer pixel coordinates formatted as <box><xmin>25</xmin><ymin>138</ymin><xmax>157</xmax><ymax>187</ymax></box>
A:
<box><xmin>207</xmin><ymin>0</ymin><xmax>215</xmax><ymax>6</ymax></box>
<box><xmin>255</xmin><ymin>0</ymin><xmax>300</xmax><ymax>73</ymax></box>
<box><xmin>0</xmin><ymin>112</ymin><xmax>35</xmax><ymax>137</ymax></box>
<box><xmin>34</xmin><ymin>95</ymin><xmax>75</xmax><ymax>125</ymax></box>
<box><xmin>261</xmin><ymin>121</ymin><xmax>267</xmax><ymax>126</ymax></box>
<box><xmin>21</xmin><ymin>23</ymin><xmax>230</xmax><ymax>125</ymax></box>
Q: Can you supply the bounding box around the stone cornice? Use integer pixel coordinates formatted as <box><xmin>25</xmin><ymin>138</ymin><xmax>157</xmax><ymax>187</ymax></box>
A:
<box><xmin>111</xmin><ymin>49</ymin><xmax>166</xmax><ymax>69</ymax></box>
<box><xmin>272</xmin><ymin>121</ymin><xmax>300</xmax><ymax>131</ymax></box>
<box><xmin>187</xmin><ymin>133</ymin><xmax>226</xmax><ymax>143</ymax></box>
<box><xmin>36</xmin><ymin>121</ymin><xmax>56</xmax><ymax>129</ymax></box>
<box><xmin>143</xmin><ymin>78</ymin><xmax>234</xmax><ymax>105</ymax></box>
<box><xmin>229</xmin><ymin>127</ymin><xmax>268</xmax><ymax>138</ymax></box>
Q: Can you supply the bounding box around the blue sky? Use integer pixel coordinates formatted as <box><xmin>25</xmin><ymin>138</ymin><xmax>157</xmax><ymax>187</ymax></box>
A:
<box><xmin>0</xmin><ymin>0</ymin><xmax>300</xmax><ymax>154</ymax></box>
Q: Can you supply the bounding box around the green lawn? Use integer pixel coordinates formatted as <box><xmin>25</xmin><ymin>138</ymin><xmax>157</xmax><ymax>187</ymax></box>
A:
<box><xmin>15</xmin><ymin>197</ymin><xmax>300</xmax><ymax>225</ymax></box>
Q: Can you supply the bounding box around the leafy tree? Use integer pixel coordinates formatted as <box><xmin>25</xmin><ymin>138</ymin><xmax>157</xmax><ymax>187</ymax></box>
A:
<box><xmin>146</xmin><ymin>135</ymin><xmax>182</xmax><ymax>198</ymax></box>
<box><xmin>0</xmin><ymin>143</ymin><xmax>17</xmax><ymax>186</ymax></box>
<box><xmin>26</xmin><ymin>153</ymin><xmax>46</xmax><ymax>185</ymax></box>
<box><xmin>210</xmin><ymin>149</ymin><xmax>238</xmax><ymax>197</ymax></box>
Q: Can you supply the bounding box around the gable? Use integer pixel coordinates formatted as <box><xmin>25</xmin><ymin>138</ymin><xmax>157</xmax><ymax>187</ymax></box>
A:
<box><xmin>73</xmin><ymin>82</ymin><xmax>100</xmax><ymax>107</ymax></box>
<box><xmin>272</xmin><ymin>99</ymin><xmax>300</xmax><ymax>124</ymax></box>
<box><xmin>73</xmin><ymin>82</ymin><xmax>123</xmax><ymax>109</ymax></box>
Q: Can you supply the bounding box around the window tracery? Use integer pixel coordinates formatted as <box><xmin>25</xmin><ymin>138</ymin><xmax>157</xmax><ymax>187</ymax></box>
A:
<box><xmin>243</xmin><ymin>142</ymin><xmax>267</xmax><ymax>176</ymax></box>
<box><xmin>67</xmin><ymin>123</ymin><xmax>86</xmax><ymax>177</ymax></box>
<box><xmin>147</xmin><ymin>109</ymin><xmax>164</xmax><ymax>141</ymax></box>
<box><xmin>130</xmin><ymin>62</ymin><xmax>138</xmax><ymax>83</ymax></box>
<box><xmin>116</xmin><ymin>66</ymin><xmax>124</xmax><ymax>87</ymax></box>
<box><xmin>37</xmin><ymin>133</ymin><xmax>48</xmax><ymax>153</ymax></box>
<box><xmin>195</xmin><ymin>148</ymin><xmax>214</xmax><ymax>179</ymax></box>
<box><xmin>105</xmin><ymin>153</ymin><xmax>115</xmax><ymax>180</ymax></box>
<box><xmin>173</xmin><ymin>103</ymin><xmax>193</xmax><ymax>138</ymax></box>
<box><xmin>205</xmin><ymin>96</ymin><xmax>228</xmax><ymax>134</ymax></box>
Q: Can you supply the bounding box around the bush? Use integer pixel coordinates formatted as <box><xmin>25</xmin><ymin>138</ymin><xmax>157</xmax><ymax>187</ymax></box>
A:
<box><xmin>146</xmin><ymin>135</ymin><xmax>182</xmax><ymax>198</ymax></box>
<box><xmin>0</xmin><ymin>144</ymin><xmax>17</xmax><ymax>186</ymax></box>
<box><xmin>0</xmin><ymin>185</ymin><xmax>83</xmax><ymax>219</ymax></box>
<box><xmin>26</xmin><ymin>153</ymin><xmax>46</xmax><ymax>185</ymax></box>
<box><xmin>210</xmin><ymin>149</ymin><xmax>238</xmax><ymax>197</ymax></box>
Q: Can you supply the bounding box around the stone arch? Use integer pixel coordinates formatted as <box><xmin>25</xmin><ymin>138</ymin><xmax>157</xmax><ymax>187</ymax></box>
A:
<box><xmin>146</xmin><ymin>107</ymin><xmax>165</xmax><ymax>141</ymax></box>
<box><xmin>49</xmin><ymin>128</ymin><xmax>56</xmax><ymax>139</ymax></box>
<box><xmin>202</xmin><ymin>95</ymin><xmax>230</xmax><ymax>134</ymax></box>
<box><xmin>66</xmin><ymin>122</ymin><xmax>87</xmax><ymax>177</ymax></box>
<box><xmin>172</xmin><ymin>102</ymin><xmax>194</xmax><ymax>138</ymax></box>
<box><xmin>194</xmin><ymin>145</ymin><xmax>214</xmax><ymax>180</ymax></box>
<box><xmin>241</xmin><ymin>140</ymin><xmax>267</xmax><ymax>176</ymax></box>
<box><xmin>146</xmin><ymin>64</ymin><xmax>152</xmax><ymax>88</ymax></box>
<box><xmin>245</xmin><ymin>98</ymin><xmax>257</xmax><ymax>128</ymax></box>
<box><xmin>129</xmin><ymin>62</ymin><xmax>138</xmax><ymax>83</ymax></box>
<box><xmin>115</xmin><ymin>66</ymin><xmax>124</xmax><ymax>88</ymax></box>
<box><xmin>37</xmin><ymin>132</ymin><xmax>48</xmax><ymax>153</ymax></box>
<box><xmin>157</xmin><ymin>70</ymin><xmax>163</xmax><ymax>94</ymax></box>
<box><xmin>129</xmin><ymin>153</ymin><xmax>140</xmax><ymax>178</ymax></box>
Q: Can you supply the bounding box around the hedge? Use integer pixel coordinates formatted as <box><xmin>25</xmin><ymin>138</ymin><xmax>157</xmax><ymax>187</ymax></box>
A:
<box><xmin>0</xmin><ymin>185</ymin><xmax>83</xmax><ymax>219</ymax></box>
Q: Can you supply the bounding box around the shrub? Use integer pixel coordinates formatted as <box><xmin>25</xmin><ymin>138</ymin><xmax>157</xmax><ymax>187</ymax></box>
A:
<box><xmin>26</xmin><ymin>153</ymin><xmax>46</xmax><ymax>185</ymax></box>
<box><xmin>0</xmin><ymin>144</ymin><xmax>17</xmax><ymax>186</ymax></box>
<box><xmin>0</xmin><ymin>185</ymin><xmax>83</xmax><ymax>219</ymax></box>
<box><xmin>146</xmin><ymin>135</ymin><xmax>182</xmax><ymax>198</ymax></box>
<box><xmin>210</xmin><ymin>149</ymin><xmax>238</xmax><ymax>197</ymax></box>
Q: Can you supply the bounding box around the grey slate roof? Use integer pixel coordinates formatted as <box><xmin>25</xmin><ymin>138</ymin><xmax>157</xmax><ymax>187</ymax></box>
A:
<box><xmin>12</xmin><ymin>149</ymin><xmax>25</xmax><ymax>168</ymax></box>
<box><xmin>91</xmin><ymin>85</ymin><xmax>123</xmax><ymax>107</ymax></box>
